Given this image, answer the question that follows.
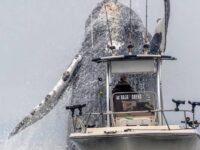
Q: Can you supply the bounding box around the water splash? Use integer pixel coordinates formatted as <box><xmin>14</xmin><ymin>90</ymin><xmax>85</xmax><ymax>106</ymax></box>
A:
<box><xmin>3</xmin><ymin>87</ymin><xmax>72</xmax><ymax>150</ymax></box>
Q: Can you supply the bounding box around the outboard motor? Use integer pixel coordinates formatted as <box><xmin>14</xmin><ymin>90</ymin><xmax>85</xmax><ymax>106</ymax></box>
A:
<box><xmin>172</xmin><ymin>99</ymin><xmax>185</xmax><ymax>111</ymax></box>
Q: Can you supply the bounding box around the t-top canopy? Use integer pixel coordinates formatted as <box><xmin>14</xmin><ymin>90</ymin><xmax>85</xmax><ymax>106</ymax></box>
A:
<box><xmin>92</xmin><ymin>54</ymin><xmax>176</xmax><ymax>74</ymax></box>
<box><xmin>92</xmin><ymin>54</ymin><xmax>176</xmax><ymax>63</ymax></box>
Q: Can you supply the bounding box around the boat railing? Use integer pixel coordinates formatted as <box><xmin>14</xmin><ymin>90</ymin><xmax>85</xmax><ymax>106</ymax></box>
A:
<box><xmin>67</xmin><ymin>108</ymin><xmax>199</xmax><ymax>133</ymax></box>
<box><xmin>85</xmin><ymin>109</ymin><xmax>192</xmax><ymax>130</ymax></box>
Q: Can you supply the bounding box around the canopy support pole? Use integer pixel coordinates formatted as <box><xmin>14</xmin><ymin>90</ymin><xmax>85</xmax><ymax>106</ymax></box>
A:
<box><xmin>160</xmin><ymin>62</ymin><xmax>164</xmax><ymax>125</ymax></box>
<box><xmin>157</xmin><ymin>59</ymin><xmax>163</xmax><ymax>125</ymax></box>
<box><xmin>106</xmin><ymin>61</ymin><xmax>111</xmax><ymax>127</ymax></box>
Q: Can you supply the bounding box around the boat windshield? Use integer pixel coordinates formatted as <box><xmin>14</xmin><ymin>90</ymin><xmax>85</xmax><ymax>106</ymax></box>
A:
<box><xmin>113</xmin><ymin>92</ymin><xmax>156</xmax><ymax>112</ymax></box>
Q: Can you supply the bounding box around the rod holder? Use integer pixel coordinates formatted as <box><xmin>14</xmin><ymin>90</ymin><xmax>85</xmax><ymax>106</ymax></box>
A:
<box><xmin>188</xmin><ymin>101</ymin><xmax>200</xmax><ymax>113</ymax></box>
<box><xmin>172</xmin><ymin>99</ymin><xmax>185</xmax><ymax>111</ymax></box>
<box><xmin>66</xmin><ymin>104</ymin><xmax>86</xmax><ymax>117</ymax></box>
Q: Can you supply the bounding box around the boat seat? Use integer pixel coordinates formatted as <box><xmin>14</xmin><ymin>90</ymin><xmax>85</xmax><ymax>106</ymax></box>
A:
<box><xmin>115</xmin><ymin>113</ymin><xmax>156</xmax><ymax>126</ymax></box>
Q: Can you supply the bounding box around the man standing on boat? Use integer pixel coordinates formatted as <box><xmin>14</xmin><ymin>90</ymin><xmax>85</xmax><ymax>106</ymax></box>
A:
<box><xmin>112</xmin><ymin>74</ymin><xmax>133</xmax><ymax>112</ymax></box>
<box><xmin>112</xmin><ymin>74</ymin><xmax>133</xmax><ymax>93</ymax></box>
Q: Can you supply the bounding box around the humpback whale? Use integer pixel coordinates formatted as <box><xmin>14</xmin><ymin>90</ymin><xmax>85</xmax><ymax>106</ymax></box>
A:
<box><xmin>9</xmin><ymin>1</ymin><xmax>171</xmax><ymax>149</ymax></box>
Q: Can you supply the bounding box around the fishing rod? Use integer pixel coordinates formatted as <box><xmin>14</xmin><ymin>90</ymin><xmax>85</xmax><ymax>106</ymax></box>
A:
<box><xmin>104</xmin><ymin>4</ymin><xmax>116</xmax><ymax>55</ymax></box>
<box><xmin>127</xmin><ymin>0</ymin><xmax>134</xmax><ymax>55</ymax></box>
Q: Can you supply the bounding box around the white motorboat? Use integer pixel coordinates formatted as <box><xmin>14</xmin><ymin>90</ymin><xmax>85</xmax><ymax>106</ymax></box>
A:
<box><xmin>66</xmin><ymin>55</ymin><xmax>200</xmax><ymax>150</ymax></box>
<box><xmin>63</xmin><ymin>0</ymin><xmax>200</xmax><ymax>149</ymax></box>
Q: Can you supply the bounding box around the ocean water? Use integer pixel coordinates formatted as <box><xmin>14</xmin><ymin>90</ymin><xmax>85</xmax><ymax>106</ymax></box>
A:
<box><xmin>1</xmin><ymin>88</ymin><xmax>72</xmax><ymax>150</ymax></box>
<box><xmin>0</xmin><ymin>141</ymin><xmax>4</xmax><ymax>150</ymax></box>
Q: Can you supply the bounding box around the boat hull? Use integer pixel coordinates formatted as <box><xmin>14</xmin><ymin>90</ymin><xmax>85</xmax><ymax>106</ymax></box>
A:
<box><xmin>71</xmin><ymin>130</ymin><xmax>200</xmax><ymax>150</ymax></box>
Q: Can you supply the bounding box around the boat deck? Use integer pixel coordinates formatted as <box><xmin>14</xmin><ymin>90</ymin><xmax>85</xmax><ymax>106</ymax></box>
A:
<box><xmin>70</xmin><ymin>125</ymin><xmax>200</xmax><ymax>140</ymax></box>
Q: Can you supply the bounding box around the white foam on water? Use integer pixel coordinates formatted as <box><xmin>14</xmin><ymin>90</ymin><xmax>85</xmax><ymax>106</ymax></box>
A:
<box><xmin>3</xmin><ymin>87</ymin><xmax>72</xmax><ymax>150</ymax></box>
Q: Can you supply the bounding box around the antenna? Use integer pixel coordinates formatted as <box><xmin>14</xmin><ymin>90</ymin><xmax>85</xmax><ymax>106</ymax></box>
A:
<box><xmin>90</xmin><ymin>13</ymin><xmax>94</xmax><ymax>49</ymax></box>
<box><xmin>145</xmin><ymin>0</ymin><xmax>148</xmax><ymax>42</ymax></box>
<box><xmin>104</xmin><ymin>4</ymin><xmax>116</xmax><ymax>55</ymax></box>
<box><xmin>127</xmin><ymin>0</ymin><xmax>134</xmax><ymax>55</ymax></box>
<box><xmin>143</xmin><ymin>0</ymin><xmax>150</xmax><ymax>54</ymax></box>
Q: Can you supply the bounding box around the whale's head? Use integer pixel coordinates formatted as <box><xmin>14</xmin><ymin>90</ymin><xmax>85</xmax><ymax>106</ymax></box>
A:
<box><xmin>81</xmin><ymin>0</ymin><xmax>146</xmax><ymax>57</ymax></box>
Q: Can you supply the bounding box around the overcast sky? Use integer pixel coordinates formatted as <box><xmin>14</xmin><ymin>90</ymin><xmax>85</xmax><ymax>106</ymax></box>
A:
<box><xmin>1</xmin><ymin>0</ymin><xmax>200</xmax><ymax>143</ymax></box>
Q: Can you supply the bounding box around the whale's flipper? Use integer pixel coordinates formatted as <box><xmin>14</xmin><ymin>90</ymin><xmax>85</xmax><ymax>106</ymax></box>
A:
<box><xmin>150</xmin><ymin>0</ymin><xmax>170</xmax><ymax>54</ymax></box>
<box><xmin>9</xmin><ymin>55</ymin><xmax>82</xmax><ymax>138</ymax></box>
